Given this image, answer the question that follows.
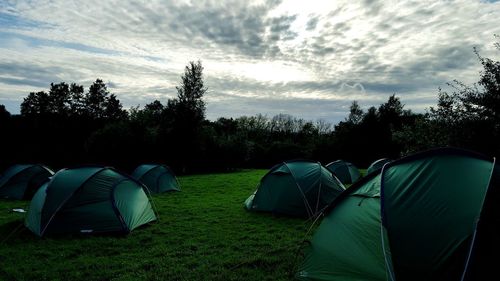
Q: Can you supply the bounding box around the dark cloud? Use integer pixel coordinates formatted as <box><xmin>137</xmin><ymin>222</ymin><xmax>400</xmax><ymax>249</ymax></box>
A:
<box><xmin>361</xmin><ymin>81</ymin><xmax>436</xmax><ymax>95</ymax></box>
<box><xmin>205</xmin><ymin>70</ymin><xmax>442</xmax><ymax>122</ymax></box>
<box><xmin>97</xmin><ymin>1</ymin><xmax>285</xmax><ymax>59</ymax></box>
<box><xmin>306</xmin><ymin>16</ymin><xmax>319</xmax><ymax>31</ymax></box>
<box><xmin>268</xmin><ymin>14</ymin><xmax>298</xmax><ymax>41</ymax></box>
<box><xmin>0</xmin><ymin>62</ymin><xmax>69</xmax><ymax>86</ymax></box>
<box><xmin>0</xmin><ymin>77</ymin><xmax>48</xmax><ymax>88</ymax></box>
<box><xmin>66</xmin><ymin>1</ymin><xmax>297</xmax><ymax>59</ymax></box>
<box><xmin>332</xmin><ymin>22</ymin><xmax>349</xmax><ymax>33</ymax></box>
<box><xmin>0</xmin><ymin>31</ymin><xmax>120</xmax><ymax>56</ymax></box>
<box><xmin>206</xmin><ymin>93</ymin><xmax>353</xmax><ymax>122</ymax></box>
<box><xmin>208</xmin><ymin>76</ymin><xmax>372</xmax><ymax>100</ymax></box>
<box><xmin>361</xmin><ymin>0</ymin><xmax>383</xmax><ymax>15</ymax></box>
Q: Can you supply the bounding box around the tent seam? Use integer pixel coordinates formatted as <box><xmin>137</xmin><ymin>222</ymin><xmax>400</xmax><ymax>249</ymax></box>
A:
<box><xmin>0</xmin><ymin>165</ymin><xmax>34</xmax><ymax>191</ymax></box>
<box><xmin>284</xmin><ymin>162</ymin><xmax>314</xmax><ymax>218</ymax></box>
<box><xmin>314</xmin><ymin>162</ymin><xmax>322</xmax><ymax>216</ymax></box>
<box><xmin>141</xmin><ymin>166</ymin><xmax>161</xmax><ymax>190</ymax></box>
<box><xmin>460</xmin><ymin>156</ymin><xmax>496</xmax><ymax>281</ymax></box>
<box><xmin>40</xmin><ymin>167</ymin><xmax>108</xmax><ymax>236</ymax></box>
<box><xmin>111</xmin><ymin>178</ymin><xmax>132</xmax><ymax>233</ymax></box>
<box><xmin>380</xmin><ymin>162</ymin><xmax>396</xmax><ymax>281</ymax></box>
<box><xmin>134</xmin><ymin>165</ymin><xmax>156</xmax><ymax>180</ymax></box>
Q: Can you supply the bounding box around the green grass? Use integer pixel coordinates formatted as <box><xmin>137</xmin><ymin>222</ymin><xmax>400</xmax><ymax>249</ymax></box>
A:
<box><xmin>0</xmin><ymin>170</ymin><xmax>313</xmax><ymax>281</ymax></box>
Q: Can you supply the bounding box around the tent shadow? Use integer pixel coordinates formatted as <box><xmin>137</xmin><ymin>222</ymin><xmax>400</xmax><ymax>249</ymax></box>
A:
<box><xmin>0</xmin><ymin>219</ymin><xmax>157</xmax><ymax>242</ymax></box>
<box><xmin>0</xmin><ymin>219</ymin><xmax>34</xmax><ymax>244</ymax></box>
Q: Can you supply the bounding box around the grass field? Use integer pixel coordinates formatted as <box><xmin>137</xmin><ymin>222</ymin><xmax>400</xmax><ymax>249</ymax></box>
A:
<box><xmin>0</xmin><ymin>170</ymin><xmax>315</xmax><ymax>281</ymax></box>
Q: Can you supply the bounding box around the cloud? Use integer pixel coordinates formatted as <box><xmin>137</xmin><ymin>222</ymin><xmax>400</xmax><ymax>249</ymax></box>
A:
<box><xmin>206</xmin><ymin>93</ymin><xmax>354</xmax><ymax>122</ymax></box>
<box><xmin>306</xmin><ymin>16</ymin><xmax>319</xmax><ymax>31</ymax></box>
<box><xmin>0</xmin><ymin>0</ymin><xmax>499</xmax><ymax>123</ymax></box>
<box><xmin>0</xmin><ymin>61</ymin><xmax>69</xmax><ymax>86</ymax></box>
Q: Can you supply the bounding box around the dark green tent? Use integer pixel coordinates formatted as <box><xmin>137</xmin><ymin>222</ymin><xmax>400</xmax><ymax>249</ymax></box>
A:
<box><xmin>132</xmin><ymin>164</ymin><xmax>180</xmax><ymax>193</ymax></box>
<box><xmin>244</xmin><ymin>160</ymin><xmax>345</xmax><ymax>218</ymax></box>
<box><xmin>298</xmin><ymin>148</ymin><xmax>499</xmax><ymax>280</ymax></box>
<box><xmin>367</xmin><ymin>158</ymin><xmax>392</xmax><ymax>175</ymax></box>
<box><xmin>25</xmin><ymin>166</ymin><xmax>157</xmax><ymax>237</ymax></box>
<box><xmin>325</xmin><ymin>160</ymin><xmax>361</xmax><ymax>184</ymax></box>
<box><xmin>0</xmin><ymin>164</ymin><xmax>54</xmax><ymax>200</ymax></box>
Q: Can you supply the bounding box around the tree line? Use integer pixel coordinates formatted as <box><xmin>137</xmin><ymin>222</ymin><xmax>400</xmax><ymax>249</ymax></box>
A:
<box><xmin>0</xmin><ymin>39</ymin><xmax>499</xmax><ymax>174</ymax></box>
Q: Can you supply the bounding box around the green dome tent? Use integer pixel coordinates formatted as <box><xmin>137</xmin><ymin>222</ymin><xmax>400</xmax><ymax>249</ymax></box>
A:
<box><xmin>25</xmin><ymin>166</ymin><xmax>157</xmax><ymax>237</ymax></box>
<box><xmin>0</xmin><ymin>164</ymin><xmax>54</xmax><ymax>200</ymax></box>
<box><xmin>367</xmin><ymin>158</ymin><xmax>392</xmax><ymax>175</ymax></box>
<box><xmin>325</xmin><ymin>160</ymin><xmax>361</xmax><ymax>185</ymax></box>
<box><xmin>132</xmin><ymin>164</ymin><xmax>180</xmax><ymax>193</ymax></box>
<box><xmin>297</xmin><ymin>148</ymin><xmax>499</xmax><ymax>281</ymax></box>
<box><xmin>244</xmin><ymin>160</ymin><xmax>345</xmax><ymax>218</ymax></box>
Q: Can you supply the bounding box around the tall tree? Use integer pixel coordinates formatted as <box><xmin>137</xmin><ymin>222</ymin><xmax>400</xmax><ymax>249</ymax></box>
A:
<box><xmin>47</xmin><ymin>82</ymin><xmax>71</xmax><ymax>116</ymax></box>
<box><xmin>378</xmin><ymin>94</ymin><xmax>404</xmax><ymax>130</ymax></box>
<box><xmin>81</xmin><ymin>79</ymin><xmax>126</xmax><ymax>120</ymax></box>
<box><xmin>347</xmin><ymin>100</ymin><xmax>364</xmax><ymax>124</ymax></box>
<box><xmin>104</xmin><ymin>94</ymin><xmax>127</xmax><ymax>120</ymax></box>
<box><xmin>315</xmin><ymin>119</ymin><xmax>332</xmax><ymax>134</ymax></box>
<box><xmin>144</xmin><ymin>100</ymin><xmax>165</xmax><ymax>117</ymax></box>
<box><xmin>84</xmin><ymin>79</ymin><xmax>109</xmax><ymax>119</ymax></box>
<box><xmin>461</xmin><ymin>45</ymin><xmax>500</xmax><ymax>122</ymax></box>
<box><xmin>173</xmin><ymin>60</ymin><xmax>207</xmax><ymax>123</ymax></box>
<box><xmin>162</xmin><ymin>60</ymin><xmax>208</xmax><ymax>171</ymax></box>
<box><xmin>69</xmin><ymin>83</ymin><xmax>85</xmax><ymax>116</ymax></box>
<box><xmin>0</xmin><ymin>104</ymin><xmax>11</xmax><ymax>120</ymax></box>
<box><xmin>395</xmin><ymin>37</ymin><xmax>500</xmax><ymax>155</ymax></box>
<box><xmin>20</xmin><ymin>91</ymin><xmax>50</xmax><ymax>116</ymax></box>
<box><xmin>432</xmin><ymin>38</ymin><xmax>500</xmax><ymax>153</ymax></box>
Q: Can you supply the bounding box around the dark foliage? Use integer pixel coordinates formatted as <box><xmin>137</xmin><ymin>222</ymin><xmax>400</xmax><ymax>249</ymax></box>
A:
<box><xmin>2</xmin><ymin>41</ymin><xmax>499</xmax><ymax>174</ymax></box>
<box><xmin>395</xmin><ymin>37</ymin><xmax>500</xmax><ymax>157</ymax></box>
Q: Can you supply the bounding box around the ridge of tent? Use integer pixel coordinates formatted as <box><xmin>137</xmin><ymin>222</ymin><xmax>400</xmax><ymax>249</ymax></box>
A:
<box><xmin>137</xmin><ymin>165</ymin><xmax>159</xmax><ymax>180</ymax></box>
<box><xmin>120</xmin><ymin>168</ymin><xmax>160</xmax><ymax>220</ymax></box>
<box><xmin>110</xmin><ymin>178</ymin><xmax>133</xmax><ymax>233</ymax></box>
<box><xmin>155</xmin><ymin>170</ymin><xmax>180</xmax><ymax>191</ymax></box>
<box><xmin>141</xmin><ymin>165</ymin><xmax>163</xmax><ymax>191</ymax></box>
<box><xmin>379</xmin><ymin>146</ymin><xmax>493</xmax><ymax>228</ymax></box>
<box><xmin>312</xmin><ymin>162</ymin><xmax>323</xmax><ymax>215</ymax></box>
<box><xmin>131</xmin><ymin>164</ymin><xmax>157</xmax><ymax>180</ymax></box>
<box><xmin>298</xmin><ymin>147</ymin><xmax>497</xmax><ymax>281</ymax></box>
<box><xmin>40</xmin><ymin>167</ymin><xmax>108</xmax><ymax>236</ymax></box>
<box><xmin>282</xmin><ymin>161</ymin><xmax>315</xmax><ymax>218</ymax></box>
<box><xmin>322</xmin><ymin>168</ymin><xmax>381</xmax><ymax>214</ymax></box>
<box><xmin>0</xmin><ymin>164</ymin><xmax>33</xmax><ymax>188</ymax></box>
<box><xmin>460</xmin><ymin>157</ymin><xmax>496</xmax><ymax>280</ymax></box>
<box><xmin>379</xmin><ymin>147</ymin><xmax>494</xmax><ymax>280</ymax></box>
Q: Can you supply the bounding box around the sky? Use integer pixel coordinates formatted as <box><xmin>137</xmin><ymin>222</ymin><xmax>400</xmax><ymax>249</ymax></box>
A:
<box><xmin>0</xmin><ymin>0</ymin><xmax>499</xmax><ymax>123</ymax></box>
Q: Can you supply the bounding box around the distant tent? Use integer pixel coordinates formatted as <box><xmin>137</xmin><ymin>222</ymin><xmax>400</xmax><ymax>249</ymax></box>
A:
<box><xmin>325</xmin><ymin>160</ymin><xmax>361</xmax><ymax>184</ymax></box>
<box><xmin>0</xmin><ymin>164</ymin><xmax>54</xmax><ymax>200</ymax></box>
<box><xmin>26</xmin><ymin>166</ymin><xmax>157</xmax><ymax>237</ymax></box>
<box><xmin>367</xmin><ymin>158</ymin><xmax>392</xmax><ymax>174</ymax></box>
<box><xmin>244</xmin><ymin>160</ymin><xmax>345</xmax><ymax>218</ymax></box>
<box><xmin>132</xmin><ymin>164</ymin><xmax>180</xmax><ymax>193</ymax></box>
<box><xmin>297</xmin><ymin>148</ymin><xmax>499</xmax><ymax>281</ymax></box>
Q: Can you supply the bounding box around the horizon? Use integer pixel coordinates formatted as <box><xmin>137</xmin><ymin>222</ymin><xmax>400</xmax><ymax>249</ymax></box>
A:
<box><xmin>1</xmin><ymin>0</ymin><xmax>499</xmax><ymax>123</ymax></box>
